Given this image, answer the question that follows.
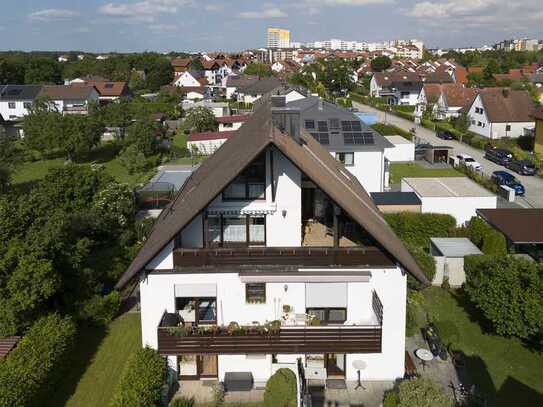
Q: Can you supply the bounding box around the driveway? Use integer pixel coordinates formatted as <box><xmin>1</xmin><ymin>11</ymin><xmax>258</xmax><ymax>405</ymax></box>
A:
<box><xmin>354</xmin><ymin>101</ymin><xmax>543</xmax><ymax>208</ymax></box>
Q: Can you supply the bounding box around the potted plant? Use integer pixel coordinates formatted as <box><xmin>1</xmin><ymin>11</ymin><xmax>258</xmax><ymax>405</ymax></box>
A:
<box><xmin>167</xmin><ymin>325</ymin><xmax>191</xmax><ymax>337</ymax></box>
<box><xmin>267</xmin><ymin>320</ymin><xmax>281</xmax><ymax>335</ymax></box>
<box><xmin>227</xmin><ymin>322</ymin><xmax>240</xmax><ymax>335</ymax></box>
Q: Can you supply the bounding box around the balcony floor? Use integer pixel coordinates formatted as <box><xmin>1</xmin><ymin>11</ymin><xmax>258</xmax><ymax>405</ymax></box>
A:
<box><xmin>302</xmin><ymin>220</ymin><xmax>357</xmax><ymax>247</ymax></box>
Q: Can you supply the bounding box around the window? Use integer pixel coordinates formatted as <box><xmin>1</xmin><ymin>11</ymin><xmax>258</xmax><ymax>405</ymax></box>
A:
<box><xmin>207</xmin><ymin>216</ymin><xmax>266</xmax><ymax>247</ymax></box>
<box><xmin>336</xmin><ymin>152</ymin><xmax>354</xmax><ymax>166</ymax></box>
<box><xmin>477</xmin><ymin>121</ymin><xmax>482</xmax><ymax>127</ymax></box>
<box><xmin>223</xmin><ymin>152</ymin><xmax>266</xmax><ymax>200</ymax></box>
<box><xmin>329</xmin><ymin>118</ymin><xmax>340</xmax><ymax>130</ymax></box>
<box><xmin>307</xmin><ymin>308</ymin><xmax>347</xmax><ymax>324</ymax></box>
<box><xmin>506</xmin><ymin>125</ymin><xmax>511</xmax><ymax>131</ymax></box>
<box><xmin>222</xmin><ymin>217</ymin><xmax>247</xmax><ymax>243</ymax></box>
<box><xmin>317</xmin><ymin>121</ymin><xmax>328</xmax><ymax>132</ymax></box>
<box><xmin>8</xmin><ymin>102</ymin><xmax>15</xmax><ymax>109</ymax></box>
<box><xmin>304</xmin><ymin>120</ymin><xmax>315</xmax><ymax>130</ymax></box>
<box><xmin>249</xmin><ymin>217</ymin><xmax>265</xmax><ymax>243</ymax></box>
<box><xmin>310</xmin><ymin>132</ymin><xmax>330</xmax><ymax>145</ymax></box>
<box><xmin>246</xmin><ymin>283</ymin><xmax>266</xmax><ymax>303</ymax></box>
<box><xmin>23</xmin><ymin>102</ymin><xmax>32</xmax><ymax>109</ymax></box>
<box><xmin>175</xmin><ymin>297</ymin><xmax>217</xmax><ymax>325</ymax></box>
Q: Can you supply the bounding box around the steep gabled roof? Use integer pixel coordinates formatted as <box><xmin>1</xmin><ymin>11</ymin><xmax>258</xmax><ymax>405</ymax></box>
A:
<box><xmin>478</xmin><ymin>89</ymin><xmax>535</xmax><ymax>123</ymax></box>
<box><xmin>115</xmin><ymin>99</ymin><xmax>429</xmax><ymax>289</ymax></box>
<box><xmin>38</xmin><ymin>85</ymin><xmax>97</xmax><ymax>100</ymax></box>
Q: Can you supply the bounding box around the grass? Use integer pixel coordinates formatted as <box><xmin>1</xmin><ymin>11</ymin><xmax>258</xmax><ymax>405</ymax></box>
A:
<box><xmin>11</xmin><ymin>158</ymin><xmax>65</xmax><ymax>184</ymax></box>
<box><xmin>390</xmin><ymin>163</ymin><xmax>462</xmax><ymax>184</ymax></box>
<box><xmin>48</xmin><ymin>312</ymin><xmax>142</xmax><ymax>407</ymax></box>
<box><xmin>418</xmin><ymin>288</ymin><xmax>543</xmax><ymax>407</ymax></box>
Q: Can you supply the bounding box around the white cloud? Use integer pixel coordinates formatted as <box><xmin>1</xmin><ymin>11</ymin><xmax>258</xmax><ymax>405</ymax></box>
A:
<box><xmin>239</xmin><ymin>8</ymin><xmax>287</xmax><ymax>19</ymax></box>
<box><xmin>405</xmin><ymin>0</ymin><xmax>495</xmax><ymax>18</ymax></box>
<box><xmin>99</xmin><ymin>0</ymin><xmax>192</xmax><ymax>22</ymax></box>
<box><xmin>148</xmin><ymin>23</ymin><xmax>180</xmax><ymax>32</ymax></box>
<box><xmin>308</xmin><ymin>0</ymin><xmax>393</xmax><ymax>5</ymax></box>
<box><xmin>204</xmin><ymin>4</ymin><xmax>223</xmax><ymax>12</ymax></box>
<box><xmin>29</xmin><ymin>9</ymin><xmax>80</xmax><ymax>21</ymax></box>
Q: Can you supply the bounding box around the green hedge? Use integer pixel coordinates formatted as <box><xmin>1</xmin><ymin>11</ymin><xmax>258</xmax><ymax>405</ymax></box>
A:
<box><xmin>109</xmin><ymin>347</ymin><xmax>167</xmax><ymax>407</ymax></box>
<box><xmin>371</xmin><ymin>123</ymin><xmax>413</xmax><ymax>140</ymax></box>
<box><xmin>393</xmin><ymin>377</ymin><xmax>454</xmax><ymax>407</ymax></box>
<box><xmin>465</xmin><ymin>216</ymin><xmax>507</xmax><ymax>255</ymax></box>
<box><xmin>264</xmin><ymin>368</ymin><xmax>297</xmax><ymax>407</ymax></box>
<box><xmin>384</xmin><ymin>213</ymin><xmax>457</xmax><ymax>248</ymax></box>
<box><xmin>0</xmin><ymin>314</ymin><xmax>77</xmax><ymax>406</ymax></box>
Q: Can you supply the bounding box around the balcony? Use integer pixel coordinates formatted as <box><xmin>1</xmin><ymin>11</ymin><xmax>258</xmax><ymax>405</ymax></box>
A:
<box><xmin>157</xmin><ymin>322</ymin><xmax>382</xmax><ymax>355</ymax></box>
<box><xmin>173</xmin><ymin>246</ymin><xmax>394</xmax><ymax>270</ymax></box>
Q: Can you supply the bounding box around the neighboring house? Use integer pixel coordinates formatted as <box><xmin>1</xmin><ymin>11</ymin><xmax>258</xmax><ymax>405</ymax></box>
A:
<box><xmin>281</xmin><ymin>96</ymin><xmax>393</xmax><ymax>192</ymax></box>
<box><xmin>38</xmin><ymin>85</ymin><xmax>99</xmax><ymax>114</ymax></box>
<box><xmin>400</xmin><ymin>177</ymin><xmax>497</xmax><ymax>225</ymax></box>
<box><xmin>434</xmin><ymin>84</ymin><xmax>478</xmax><ymax>120</ymax></box>
<box><xmin>174</xmin><ymin>70</ymin><xmax>208</xmax><ymax>88</ymax></box>
<box><xmin>73</xmin><ymin>81</ymin><xmax>131</xmax><ymax>104</ymax></box>
<box><xmin>187</xmin><ymin>130</ymin><xmax>237</xmax><ymax>155</ymax></box>
<box><xmin>467</xmin><ymin>89</ymin><xmax>535</xmax><ymax>139</ymax></box>
<box><xmin>171</xmin><ymin>58</ymin><xmax>192</xmax><ymax>74</ymax></box>
<box><xmin>202</xmin><ymin>60</ymin><xmax>221</xmax><ymax>86</ymax></box>
<box><xmin>416</xmin><ymin>84</ymin><xmax>442</xmax><ymax>117</ymax></box>
<box><xmin>370</xmin><ymin>72</ymin><xmax>422</xmax><ymax>105</ymax></box>
<box><xmin>236</xmin><ymin>77</ymin><xmax>284</xmax><ymax>104</ymax></box>
<box><xmin>477</xmin><ymin>208</ymin><xmax>543</xmax><ymax>261</ymax></box>
<box><xmin>430</xmin><ymin>238</ymin><xmax>482</xmax><ymax>287</ymax></box>
<box><xmin>217</xmin><ymin>115</ymin><xmax>250</xmax><ymax>132</ymax></box>
<box><xmin>115</xmin><ymin>98</ymin><xmax>428</xmax><ymax>386</ymax></box>
<box><xmin>183</xmin><ymin>100</ymin><xmax>230</xmax><ymax>118</ymax></box>
<box><xmin>223</xmin><ymin>74</ymin><xmax>260</xmax><ymax>99</ymax></box>
<box><xmin>181</xmin><ymin>87</ymin><xmax>208</xmax><ymax>101</ymax></box>
<box><xmin>0</xmin><ymin>85</ymin><xmax>42</xmax><ymax>121</ymax></box>
<box><xmin>370</xmin><ymin>192</ymin><xmax>421</xmax><ymax>214</ymax></box>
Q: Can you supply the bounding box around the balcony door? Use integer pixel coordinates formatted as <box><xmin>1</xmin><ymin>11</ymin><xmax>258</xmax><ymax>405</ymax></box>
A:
<box><xmin>325</xmin><ymin>353</ymin><xmax>346</xmax><ymax>378</ymax></box>
<box><xmin>179</xmin><ymin>354</ymin><xmax>218</xmax><ymax>379</ymax></box>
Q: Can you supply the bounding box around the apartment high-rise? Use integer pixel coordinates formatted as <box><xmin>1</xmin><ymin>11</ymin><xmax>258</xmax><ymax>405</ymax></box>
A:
<box><xmin>267</xmin><ymin>27</ymin><xmax>290</xmax><ymax>48</ymax></box>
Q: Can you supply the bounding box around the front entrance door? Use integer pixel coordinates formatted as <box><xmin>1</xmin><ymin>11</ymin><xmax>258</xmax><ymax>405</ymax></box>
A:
<box><xmin>179</xmin><ymin>355</ymin><xmax>218</xmax><ymax>379</ymax></box>
<box><xmin>325</xmin><ymin>353</ymin><xmax>346</xmax><ymax>378</ymax></box>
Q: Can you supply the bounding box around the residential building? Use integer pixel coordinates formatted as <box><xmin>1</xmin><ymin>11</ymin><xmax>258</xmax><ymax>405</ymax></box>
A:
<box><xmin>236</xmin><ymin>77</ymin><xmax>283</xmax><ymax>104</ymax></box>
<box><xmin>174</xmin><ymin>70</ymin><xmax>208</xmax><ymax>88</ymax></box>
<box><xmin>370</xmin><ymin>72</ymin><xmax>422</xmax><ymax>105</ymax></box>
<box><xmin>281</xmin><ymin>96</ymin><xmax>393</xmax><ymax>192</ymax></box>
<box><xmin>223</xmin><ymin>74</ymin><xmax>260</xmax><ymax>99</ymax></box>
<box><xmin>267</xmin><ymin>28</ymin><xmax>290</xmax><ymax>49</ymax></box>
<box><xmin>433</xmin><ymin>84</ymin><xmax>478</xmax><ymax>120</ymax></box>
<box><xmin>467</xmin><ymin>89</ymin><xmax>535</xmax><ymax>139</ymax></box>
<box><xmin>535</xmin><ymin>107</ymin><xmax>543</xmax><ymax>154</ymax></box>
<box><xmin>115</xmin><ymin>97</ymin><xmax>428</xmax><ymax>387</ymax></box>
<box><xmin>494</xmin><ymin>38</ymin><xmax>542</xmax><ymax>52</ymax></box>
<box><xmin>182</xmin><ymin>100</ymin><xmax>230</xmax><ymax>118</ymax></box>
<box><xmin>171</xmin><ymin>58</ymin><xmax>192</xmax><ymax>74</ymax></box>
<box><xmin>400</xmin><ymin>177</ymin><xmax>497</xmax><ymax>225</ymax></box>
<box><xmin>217</xmin><ymin>115</ymin><xmax>250</xmax><ymax>132</ymax></box>
<box><xmin>38</xmin><ymin>85</ymin><xmax>100</xmax><ymax>114</ymax></box>
<box><xmin>187</xmin><ymin>130</ymin><xmax>237</xmax><ymax>155</ymax></box>
<box><xmin>0</xmin><ymin>85</ymin><xmax>42</xmax><ymax>122</ymax></box>
<box><xmin>73</xmin><ymin>81</ymin><xmax>131</xmax><ymax>104</ymax></box>
<box><xmin>383</xmin><ymin>136</ymin><xmax>415</xmax><ymax>162</ymax></box>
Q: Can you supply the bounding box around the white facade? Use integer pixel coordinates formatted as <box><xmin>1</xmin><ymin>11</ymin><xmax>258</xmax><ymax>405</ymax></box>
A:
<box><xmin>384</xmin><ymin>136</ymin><xmax>415</xmax><ymax>162</ymax></box>
<box><xmin>218</xmin><ymin>121</ymin><xmax>245</xmax><ymax>132</ymax></box>
<box><xmin>138</xmin><ymin>146</ymin><xmax>408</xmax><ymax>384</ymax></box>
<box><xmin>467</xmin><ymin>94</ymin><xmax>534</xmax><ymax>139</ymax></box>
<box><xmin>187</xmin><ymin>138</ymin><xmax>229</xmax><ymax>155</ymax></box>
<box><xmin>46</xmin><ymin>90</ymin><xmax>100</xmax><ymax>114</ymax></box>
<box><xmin>332</xmin><ymin>150</ymin><xmax>387</xmax><ymax>193</ymax></box>
<box><xmin>174</xmin><ymin>72</ymin><xmax>202</xmax><ymax>88</ymax></box>
<box><xmin>0</xmin><ymin>100</ymin><xmax>34</xmax><ymax>121</ymax></box>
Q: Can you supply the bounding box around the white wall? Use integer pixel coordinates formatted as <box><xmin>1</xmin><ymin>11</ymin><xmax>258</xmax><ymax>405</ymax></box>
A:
<box><xmin>218</xmin><ymin>121</ymin><xmax>244</xmax><ymax>132</ymax></box>
<box><xmin>432</xmin><ymin>256</ymin><xmax>466</xmax><ymax>287</ymax></box>
<box><xmin>174</xmin><ymin>72</ymin><xmax>201</xmax><ymax>87</ymax></box>
<box><xmin>187</xmin><ymin>138</ymin><xmax>227</xmax><ymax>155</ymax></box>
<box><xmin>468</xmin><ymin>95</ymin><xmax>491</xmax><ymax>138</ymax></box>
<box><xmin>331</xmin><ymin>150</ymin><xmax>385</xmax><ymax>193</ymax></box>
<box><xmin>384</xmin><ymin>139</ymin><xmax>415</xmax><ymax>162</ymax></box>
<box><xmin>0</xmin><ymin>100</ymin><xmax>33</xmax><ymax>121</ymax></box>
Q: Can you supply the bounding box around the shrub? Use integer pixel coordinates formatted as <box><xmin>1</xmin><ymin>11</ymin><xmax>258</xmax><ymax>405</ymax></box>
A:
<box><xmin>406</xmin><ymin>291</ymin><xmax>427</xmax><ymax>337</ymax></box>
<box><xmin>212</xmin><ymin>382</ymin><xmax>225</xmax><ymax>406</ymax></box>
<box><xmin>384</xmin><ymin>212</ymin><xmax>457</xmax><ymax>248</ymax></box>
<box><xmin>464</xmin><ymin>255</ymin><xmax>543</xmax><ymax>340</ymax></box>
<box><xmin>465</xmin><ymin>216</ymin><xmax>491</xmax><ymax>247</ymax></box>
<box><xmin>170</xmin><ymin>398</ymin><xmax>195</xmax><ymax>407</ymax></box>
<box><xmin>109</xmin><ymin>347</ymin><xmax>167</xmax><ymax>407</ymax></box>
<box><xmin>383</xmin><ymin>391</ymin><xmax>400</xmax><ymax>407</ymax></box>
<box><xmin>0</xmin><ymin>314</ymin><xmax>77</xmax><ymax>406</ymax></box>
<box><xmin>263</xmin><ymin>368</ymin><xmax>297</xmax><ymax>407</ymax></box>
<box><xmin>407</xmin><ymin>245</ymin><xmax>436</xmax><ymax>282</ymax></box>
<box><xmin>80</xmin><ymin>291</ymin><xmax>122</xmax><ymax>325</ymax></box>
<box><xmin>481</xmin><ymin>230</ymin><xmax>507</xmax><ymax>256</ymax></box>
<box><xmin>396</xmin><ymin>377</ymin><xmax>453</xmax><ymax>407</ymax></box>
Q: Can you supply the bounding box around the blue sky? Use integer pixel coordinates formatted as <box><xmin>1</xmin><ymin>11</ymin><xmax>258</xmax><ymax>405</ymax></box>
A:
<box><xmin>1</xmin><ymin>0</ymin><xmax>542</xmax><ymax>52</ymax></box>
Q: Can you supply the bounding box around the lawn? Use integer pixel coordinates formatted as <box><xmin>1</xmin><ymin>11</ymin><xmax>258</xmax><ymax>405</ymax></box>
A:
<box><xmin>418</xmin><ymin>288</ymin><xmax>543</xmax><ymax>407</ymax></box>
<box><xmin>390</xmin><ymin>163</ymin><xmax>462</xmax><ymax>184</ymax></box>
<box><xmin>48</xmin><ymin>312</ymin><xmax>142</xmax><ymax>407</ymax></box>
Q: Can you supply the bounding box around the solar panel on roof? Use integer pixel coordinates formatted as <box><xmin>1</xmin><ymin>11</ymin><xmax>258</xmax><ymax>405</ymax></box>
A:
<box><xmin>343</xmin><ymin>131</ymin><xmax>375</xmax><ymax>145</ymax></box>
<box><xmin>8</xmin><ymin>89</ymin><xmax>22</xmax><ymax>96</ymax></box>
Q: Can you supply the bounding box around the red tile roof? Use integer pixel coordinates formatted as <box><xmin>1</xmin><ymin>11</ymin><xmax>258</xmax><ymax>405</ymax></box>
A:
<box><xmin>188</xmin><ymin>130</ymin><xmax>236</xmax><ymax>142</ymax></box>
<box><xmin>216</xmin><ymin>115</ymin><xmax>250</xmax><ymax>124</ymax></box>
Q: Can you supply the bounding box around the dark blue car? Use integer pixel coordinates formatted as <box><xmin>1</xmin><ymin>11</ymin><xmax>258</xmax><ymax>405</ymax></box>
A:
<box><xmin>491</xmin><ymin>171</ymin><xmax>525</xmax><ymax>196</ymax></box>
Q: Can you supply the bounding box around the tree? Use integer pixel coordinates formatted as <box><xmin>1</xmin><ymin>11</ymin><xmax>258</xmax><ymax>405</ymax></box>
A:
<box><xmin>23</xmin><ymin>98</ymin><xmax>64</xmax><ymax>152</ymax></box>
<box><xmin>244</xmin><ymin>63</ymin><xmax>272</xmax><ymax>78</ymax></box>
<box><xmin>61</xmin><ymin>113</ymin><xmax>104</xmax><ymax>160</ymax></box>
<box><xmin>0</xmin><ymin>132</ymin><xmax>19</xmax><ymax>192</ymax></box>
<box><xmin>24</xmin><ymin>58</ymin><xmax>62</xmax><ymax>84</ymax></box>
<box><xmin>465</xmin><ymin>255</ymin><xmax>543</xmax><ymax>340</ymax></box>
<box><xmin>125</xmin><ymin>119</ymin><xmax>159</xmax><ymax>156</ymax></box>
<box><xmin>190</xmin><ymin>57</ymin><xmax>204</xmax><ymax>71</ymax></box>
<box><xmin>263</xmin><ymin>368</ymin><xmax>297</xmax><ymax>407</ymax></box>
<box><xmin>184</xmin><ymin>106</ymin><xmax>217</xmax><ymax>133</ymax></box>
<box><xmin>102</xmin><ymin>98</ymin><xmax>134</xmax><ymax>140</ymax></box>
<box><xmin>452</xmin><ymin>112</ymin><xmax>471</xmax><ymax>135</ymax></box>
<box><xmin>0</xmin><ymin>59</ymin><xmax>25</xmax><ymax>83</ymax></box>
<box><xmin>371</xmin><ymin>56</ymin><xmax>392</xmax><ymax>72</ymax></box>
<box><xmin>145</xmin><ymin>58</ymin><xmax>174</xmax><ymax>91</ymax></box>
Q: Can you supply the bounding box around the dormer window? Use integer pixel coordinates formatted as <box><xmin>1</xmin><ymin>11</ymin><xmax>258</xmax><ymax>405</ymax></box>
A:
<box><xmin>223</xmin><ymin>152</ymin><xmax>266</xmax><ymax>201</ymax></box>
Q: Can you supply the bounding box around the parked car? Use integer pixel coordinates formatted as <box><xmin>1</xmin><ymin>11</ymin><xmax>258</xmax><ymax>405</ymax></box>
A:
<box><xmin>484</xmin><ymin>148</ymin><xmax>513</xmax><ymax>166</ymax></box>
<box><xmin>437</xmin><ymin>130</ymin><xmax>454</xmax><ymax>140</ymax></box>
<box><xmin>456</xmin><ymin>153</ymin><xmax>482</xmax><ymax>171</ymax></box>
<box><xmin>506</xmin><ymin>159</ymin><xmax>537</xmax><ymax>176</ymax></box>
<box><xmin>491</xmin><ymin>171</ymin><xmax>525</xmax><ymax>195</ymax></box>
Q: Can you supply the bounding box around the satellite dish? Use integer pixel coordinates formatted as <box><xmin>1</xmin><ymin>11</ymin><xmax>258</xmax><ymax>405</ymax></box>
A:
<box><xmin>352</xmin><ymin>360</ymin><xmax>366</xmax><ymax>370</ymax></box>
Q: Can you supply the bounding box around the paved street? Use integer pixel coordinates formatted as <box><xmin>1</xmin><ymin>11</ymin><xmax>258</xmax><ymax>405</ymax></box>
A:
<box><xmin>354</xmin><ymin>102</ymin><xmax>543</xmax><ymax>208</ymax></box>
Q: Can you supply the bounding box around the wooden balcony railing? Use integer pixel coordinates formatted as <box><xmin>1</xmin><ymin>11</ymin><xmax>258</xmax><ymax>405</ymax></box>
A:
<box><xmin>157</xmin><ymin>325</ymin><xmax>382</xmax><ymax>355</ymax></box>
<box><xmin>173</xmin><ymin>246</ymin><xmax>393</xmax><ymax>269</ymax></box>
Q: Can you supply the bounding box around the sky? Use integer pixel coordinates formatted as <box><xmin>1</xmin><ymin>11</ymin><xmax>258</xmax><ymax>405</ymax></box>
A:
<box><xmin>1</xmin><ymin>0</ymin><xmax>542</xmax><ymax>52</ymax></box>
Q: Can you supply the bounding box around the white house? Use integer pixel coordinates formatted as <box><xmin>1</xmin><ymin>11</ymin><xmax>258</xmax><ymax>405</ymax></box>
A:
<box><xmin>400</xmin><ymin>177</ymin><xmax>497</xmax><ymax>225</ymax></box>
<box><xmin>370</xmin><ymin>72</ymin><xmax>422</xmax><ymax>106</ymax></box>
<box><xmin>183</xmin><ymin>100</ymin><xmax>230</xmax><ymax>118</ymax></box>
<box><xmin>115</xmin><ymin>98</ymin><xmax>428</xmax><ymax>390</ymax></box>
<box><xmin>216</xmin><ymin>115</ymin><xmax>250</xmax><ymax>132</ymax></box>
<box><xmin>187</xmin><ymin>130</ymin><xmax>236</xmax><ymax>155</ymax></box>
<box><xmin>283</xmin><ymin>96</ymin><xmax>392</xmax><ymax>192</ymax></box>
<box><xmin>237</xmin><ymin>77</ymin><xmax>283</xmax><ymax>105</ymax></box>
<box><xmin>0</xmin><ymin>85</ymin><xmax>42</xmax><ymax>121</ymax></box>
<box><xmin>174</xmin><ymin>70</ymin><xmax>208</xmax><ymax>88</ymax></box>
<box><xmin>434</xmin><ymin>85</ymin><xmax>478</xmax><ymax>120</ymax></box>
<box><xmin>38</xmin><ymin>85</ymin><xmax>100</xmax><ymax>114</ymax></box>
<box><xmin>467</xmin><ymin>89</ymin><xmax>535</xmax><ymax>139</ymax></box>
<box><xmin>223</xmin><ymin>75</ymin><xmax>260</xmax><ymax>100</ymax></box>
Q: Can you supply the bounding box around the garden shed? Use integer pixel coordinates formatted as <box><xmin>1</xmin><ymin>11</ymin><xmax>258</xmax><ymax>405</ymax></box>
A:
<box><xmin>430</xmin><ymin>238</ymin><xmax>482</xmax><ymax>287</ymax></box>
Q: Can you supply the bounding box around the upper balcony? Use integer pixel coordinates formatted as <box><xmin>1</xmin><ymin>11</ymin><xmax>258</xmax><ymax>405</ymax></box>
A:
<box><xmin>173</xmin><ymin>246</ymin><xmax>394</xmax><ymax>270</ymax></box>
